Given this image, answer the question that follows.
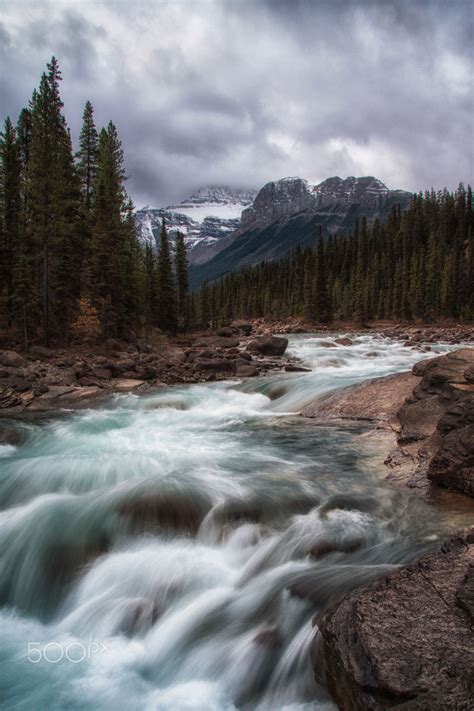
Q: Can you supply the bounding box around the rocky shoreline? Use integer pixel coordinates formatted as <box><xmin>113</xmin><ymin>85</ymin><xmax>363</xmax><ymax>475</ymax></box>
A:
<box><xmin>302</xmin><ymin>345</ymin><xmax>474</xmax><ymax>709</ymax></box>
<box><xmin>0</xmin><ymin>326</ymin><xmax>296</xmax><ymax>420</ymax></box>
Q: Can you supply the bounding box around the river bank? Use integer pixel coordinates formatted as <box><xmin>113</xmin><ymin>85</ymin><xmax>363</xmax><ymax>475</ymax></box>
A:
<box><xmin>1</xmin><ymin>322</ymin><xmax>472</xmax><ymax>418</ymax></box>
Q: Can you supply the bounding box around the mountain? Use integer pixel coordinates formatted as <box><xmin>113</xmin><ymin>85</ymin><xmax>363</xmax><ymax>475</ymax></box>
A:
<box><xmin>189</xmin><ymin>176</ymin><xmax>412</xmax><ymax>288</ymax></box>
<box><xmin>134</xmin><ymin>186</ymin><xmax>257</xmax><ymax>264</ymax></box>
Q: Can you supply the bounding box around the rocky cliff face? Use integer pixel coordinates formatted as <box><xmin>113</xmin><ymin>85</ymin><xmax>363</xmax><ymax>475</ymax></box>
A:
<box><xmin>239</xmin><ymin>175</ymin><xmax>411</xmax><ymax>234</ymax></box>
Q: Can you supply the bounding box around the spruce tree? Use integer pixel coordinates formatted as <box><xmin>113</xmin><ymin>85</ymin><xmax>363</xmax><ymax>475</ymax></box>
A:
<box><xmin>0</xmin><ymin>117</ymin><xmax>21</xmax><ymax>326</ymax></box>
<box><xmin>156</xmin><ymin>219</ymin><xmax>177</xmax><ymax>333</ymax></box>
<box><xmin>174</xmin><ymin>230</ymin><xmax>189</xmax><ymax>330</ymax></box>
<box><xmin>76</xmin><ymin>101</ymin><xmax>98</xmax><ymax>210</ymax></box>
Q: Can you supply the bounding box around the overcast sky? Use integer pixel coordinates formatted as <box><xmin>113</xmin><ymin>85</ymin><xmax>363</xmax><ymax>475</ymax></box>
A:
<box><xmin>1</xmin><ymin>0</ymin><xmax>473</xmax><ymax>207</ymax></box>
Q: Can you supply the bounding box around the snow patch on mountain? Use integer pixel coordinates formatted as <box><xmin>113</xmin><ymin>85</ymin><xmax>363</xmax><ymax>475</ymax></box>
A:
<box><xmin>135</xmin><ymin>186</ymin><xmax>257</xmax><ymax>264</ymax></box>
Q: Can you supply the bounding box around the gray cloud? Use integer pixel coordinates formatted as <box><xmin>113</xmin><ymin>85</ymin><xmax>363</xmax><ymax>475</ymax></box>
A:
<box><xmin>1</xmin><ymin>0</ymin><xmax>472</xmax><ymax>206</ymax></box>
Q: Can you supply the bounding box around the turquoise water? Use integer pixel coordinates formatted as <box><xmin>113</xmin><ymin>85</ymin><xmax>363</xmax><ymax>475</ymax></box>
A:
<box><xmin>0</xmin><ymin>334</ymin><xmax>469</xmax><ymax>710</ymax></box>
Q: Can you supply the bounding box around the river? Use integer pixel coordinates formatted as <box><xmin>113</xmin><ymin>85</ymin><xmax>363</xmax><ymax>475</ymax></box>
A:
<box><xmin>0</xmin><ymin>333</ymin><xmax>471</xmax><ymax>710</ymax></box>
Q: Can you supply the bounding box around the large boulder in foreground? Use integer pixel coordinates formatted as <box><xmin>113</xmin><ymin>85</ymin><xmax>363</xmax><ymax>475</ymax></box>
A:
<box><xmin>246</xmin><ymin>335</ymin><xmax>288</xmax><ymax>356</ymax></box>
<box><xmin>313</xmin><ymin>527</ymin><xmax>474</xmax><ymax>710</ymax></box>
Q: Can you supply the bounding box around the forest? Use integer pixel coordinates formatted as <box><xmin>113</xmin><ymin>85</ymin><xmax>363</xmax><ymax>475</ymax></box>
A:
<box><xmin>198</xmin><ymin>186</ymin><xmax>473</xmax><ymax>326</ymax></box>
<box><xmin>1</xmin><ymin>58</ymin><xmax>472</xmax><ymax>350</ymax></box>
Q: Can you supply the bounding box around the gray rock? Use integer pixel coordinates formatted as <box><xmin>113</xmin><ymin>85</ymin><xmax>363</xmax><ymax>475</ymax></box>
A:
<box><xmin>0</xmin><ymin>350</ymin><xmax>25</xmax><ymax>368</ymax></box>
<box><xmin>314</xmin><ymin>527</ymin><xmax>474</xmax><ymax>710</ymax></box>
<box><xmin>247</xmin><ymin>336</ymin><xmax>288</xmax><ymax>356</ymax></box>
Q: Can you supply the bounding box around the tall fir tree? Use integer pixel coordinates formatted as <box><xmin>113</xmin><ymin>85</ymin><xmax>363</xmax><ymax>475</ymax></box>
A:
<box><xmin>0</xmin><ymin>117</ymin><xmax>21</xmax><ymax>326</ymax></box>
<box><xmin>156</xmin><ymin>219</ymin><xmax>177</xmax><ymax>334</ymax></box>
<box><xmin>174</xmin><ymin>230</ymin><xmax>189</xmax><ymax>330</ymax></box>
<box><xmin>76</xmin><ymin>101</ymin><xmax>98</xmax><ymax>210</ymax></box>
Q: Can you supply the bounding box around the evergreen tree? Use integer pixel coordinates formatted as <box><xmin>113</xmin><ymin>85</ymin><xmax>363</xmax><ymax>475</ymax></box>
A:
<box><xmin>0</xmin><ymin>117</ymin><xmax>21</xmax><ymax>326</ymax></box>
<box><xmin>156</xmin><ymin>219</ymin><xmax>177</xmax><ymax>333</ymax></box>
<box><xmin>174</xmin><ymin>230</ymin><xmax>189</xmax><ymax>330</ymax></box>
<box><xmin>76</xmin><ymin>101</ymin><xmax>98</xmax><ymax>210</ymax></box>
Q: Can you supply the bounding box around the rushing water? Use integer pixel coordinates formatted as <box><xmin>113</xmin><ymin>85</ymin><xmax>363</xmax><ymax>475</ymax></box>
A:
<box><xmin>0</xmin><ymin>334</ymin><xmax>471</xmax><ymax>711</ymax></box>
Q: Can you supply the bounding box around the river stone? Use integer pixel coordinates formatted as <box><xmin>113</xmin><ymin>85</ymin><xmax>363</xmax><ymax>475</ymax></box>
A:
<box><xmin>193</xmin><ymin>358</ymin><xmax>236</xmax><ymax>373</ymax></box>
<box><xmin>216</xmin><ymin>326</ymin><xmax>234</xmax><ymax>337</ymax></box>
<box><xmin>194</xmin><ymin>336</ymin><xmax>240</xmax><ymax>349</ymax></box>
<box><xmin>0</xmin><ymin>350</ymin><xmax>26</xmax><ymax>368</ymax></box>
<box><xmin>118</xmin><ymin>491</ymin><xmax>212</xmax><ymax>534</ymax></box>
<box><xmin>114</xmin><ymin>378</ymin><xmax>145</xmax><ymax>390</ymax></box>
<box><xmin>236</xmin><ymin>364</ymin><xmax>258</xmax><ymax>378</ymax></box>
<box><xmin>246</xmin><ymin>336</ymin><xmax>288</xmax><ymax>356</ymax></box>
<box><xmin>29</xmin><ymin>345</ymin><xmax>53</xmax><ymax>358</ymax></box>
<box><xmin>335</xmin><ymin>337</ymin><xmax>353</xmax><ymax>346</ymax></box>
<box><xmin>313</xmin><ymin>527</ymin><xmax>474</xmax><ymax>710</ymax></box>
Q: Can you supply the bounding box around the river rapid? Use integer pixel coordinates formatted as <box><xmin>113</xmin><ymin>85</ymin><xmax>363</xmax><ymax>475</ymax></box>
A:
<box><xmin>0</xmin><ymin>334</ymin><xmax>471</xmax><ymax>711</ymax></box>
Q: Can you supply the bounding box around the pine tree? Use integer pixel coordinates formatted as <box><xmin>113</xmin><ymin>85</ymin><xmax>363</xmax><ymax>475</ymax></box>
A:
<box><xmin>27</xmin><ymin>57</ymin><xmax>81</xmax><ymax>345</ymax></box>
<box><xmin>156</xmin><ymin>219</ymin><xmax>177</xmax><ymax>333</ymax></box>
<box><xmin>0</xmin><ymin>117</ymin><xmax>21</xmax><ymax>326</ymax></box>
<box><xmin>76</xmin><ymin>101</ymin><xmax>98</xmax><ymax>210</ymax></box>
<box><xmin>174</xmin><ymin>230</ymin><xmax>189</xmax><ymax>330</ymax></box>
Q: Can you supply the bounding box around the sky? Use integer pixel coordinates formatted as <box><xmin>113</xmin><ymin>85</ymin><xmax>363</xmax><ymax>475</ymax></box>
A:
<box><xmin>1</xmin><ymin>0</ymin><xmax>473</xmax><ymax>207</ymax></box>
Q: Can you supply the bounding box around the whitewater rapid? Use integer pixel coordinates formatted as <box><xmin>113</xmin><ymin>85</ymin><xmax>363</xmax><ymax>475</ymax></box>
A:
<box><xmin>0</xmin><ymin>334</ymin><xmax>470</xmax><ymax>710</ymax></box>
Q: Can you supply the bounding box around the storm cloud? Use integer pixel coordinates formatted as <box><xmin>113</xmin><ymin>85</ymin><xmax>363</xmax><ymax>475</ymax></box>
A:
<box><xmin>1</xmin><ymin>0</ymin><xmax>472</xmax><ymax>206</ymax></box>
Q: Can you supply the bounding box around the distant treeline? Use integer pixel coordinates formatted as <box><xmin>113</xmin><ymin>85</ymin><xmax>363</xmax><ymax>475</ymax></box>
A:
<box><xmin>0</xmin><ymin>57</ymin><xmax>188</xmax><ymax>347</ymax></box>
<box><xmin>196</xmin><ymin>186</ymin><xmax>473</xmax><ymax>325</ymax></box>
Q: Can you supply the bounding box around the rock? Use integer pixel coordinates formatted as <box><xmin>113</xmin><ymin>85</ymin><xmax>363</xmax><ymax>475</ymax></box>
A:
<box><xmin>317</xmin><ymin>340</ymin><xmax>337</xmax><ymax>348</ymax></box>
<box><xmin>216</xmin><ymin>326</ymin><xmax>234</xmax><ymax>337</ymax></box>
<box><xmin>77</xmin><ymin>377</ymin><xmax>101</xmax><ymax>387</ymax></box>
<box><xmin>247</xmin><ymin>336</ymin><xmax>288</xmax><ymax>356</ymax></box>
<box><xmin>193</xmin><ymin>358</ymin><xmax>236</xmax><ymax>373</ymax></box>
<box><xmin>236</xmin><ymin>365</ymin><xmax>258</xmax><ymax>377</ymax></box>
<box><xmin>428</xmin><ymin>425</ymin><xmax>474</xmax><ymax>497</ymax></box>
<box><xmin>29</xmin><ymin>345</ymin><xmax>53</xmax><ymax>358</ymax></box>
<box><xmin>232</xmin><ymin>320</ymin><xmax>253</xmax><ymax>335</ymax></box>
<box><xmin>158</xmin><ymin>345</ymin><xmax>187</xmax><ymax>364</ymax></box>
<box><xmin>194</xmin><ymin>336</ymin><xmax>240</xmax><ymax>349</ymax></box>
<box><xmin>0</xmin><ymin>425</ymin><xmax>26</xmax><ymax>446</ymax></box>
<box><xmin>403</xmin><ymin>339</ymin><xmax>417</xmax><ymax>347</ymax></box>
<box><xmin>302</xmin><ymin>372</ymin><xmax>418</xmax><ymax>424</ymax></box>
<box><xmin>0</xmin><ymin>369</ymin><xmax>9</xmax><ymax>378</ymax></box>
<box><xmin>91</xmin><ymin>367</ymin><xmax>112</xmax><ymax>380</ymax></box>
<box><xmin>114</xmin><ymin>379</ymin><xmax>145</xmax><ymax>390</ymax></box>
<box><xmin>64</xmin><ymin>387</ymin><xmax>101</xmax><ymax>401</ymax></box>
<box><xmin>0</xmin><ymin>350</ymin><xmax>25</xmax><ymax>368</ymax></box>
<box><xmin>313</xmin><ymin>527</ymin><xmax>474</xmax><ymax>711</ymax></box>
<box><xmin>118</xmin><ymin>491</ymin><xmax>212</xmax><ymax>534</ymax></box>
<box><xmin>335</xmin><ymin>337</ymin><xmax>353</xmax><ymax>346</ymax></box>
<box><xmin>284</xmin><ymin>363</ymin><xmax>312</xmax><ymax>372</ymax></box>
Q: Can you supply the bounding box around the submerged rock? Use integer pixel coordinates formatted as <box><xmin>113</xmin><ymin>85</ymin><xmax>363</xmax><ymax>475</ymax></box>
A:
<box><xmin>313</xmin><ymin>527</ymin><xmax>474</xmax><ymax>710</ymax></box>
<box><xmin>118</xmin><ymin>491</ymin><xmax>212</xmax><ymax>534</ymax></box>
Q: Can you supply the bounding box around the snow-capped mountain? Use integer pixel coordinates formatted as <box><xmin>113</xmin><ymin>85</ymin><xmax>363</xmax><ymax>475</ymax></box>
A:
<box><xmin>135</xmin><ymin>186</ymin><xmax>257</xmax><ymax>264</ymax></box>
<box><xmin>190</xmin><ymin>175</ymin><xmax>412</xmax><ymax>287</ymax></box>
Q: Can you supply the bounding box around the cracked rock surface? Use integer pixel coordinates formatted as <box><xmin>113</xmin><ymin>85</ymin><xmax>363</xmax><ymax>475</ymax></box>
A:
<box><xmin>313</xmin><ymin>527</ymin><xmax>474</xmax><ymax>710</ymax></box>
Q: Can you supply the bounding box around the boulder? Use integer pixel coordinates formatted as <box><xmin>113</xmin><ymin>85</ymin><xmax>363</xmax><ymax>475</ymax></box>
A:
<box><xmin>114</xmin><ymin>379</ymin><xmax>145</xmax><ymax>390</ymax></box>
<box><xmin>192</xmin><ymin>358</ymin><xmax>236</xmax><ymax>373</ymax></box>
<box><xmin>216</xmin><ymin>326</ymin><xmax>234</xmax><ymax>337</ymax></box>
<box><xmin>118</xmin><ymin>491</ymin><xmax>212</xmax><ymax>534</ymax></box>
<box><xmin>285</xmin><ymin>363</ymin><xmax>312</xmax><ymax>372</ymax></box>
<box><xmin>232</xmin><ymin>320</ymin><xmax>253</xmax><ymax>335</ymax></box>
<box><xmin>236</xmin><ymin>365</ymin><xmax>258</xmax><ymax>378</ymax></box>
<box><xmin>0</xmin><ymin>350</ymin><xmax>25</xmax><ymax>368</ymax></box>
<box><xmin>314</xmin><ymin>527</ymin><xmax>474</xmax><ymax>711</ymax></box>
<box><xmin>29</xmin><ymin>345</ymin><xmax>53</xmax><ymax>358</ymax></box>
<box><xmin>335</xmin><ymin>337</ymin><xmax>353</xmax><ymax>346</ymax></box>
<box><xmin>428</xmin><ymin>425</ymin><xmax>474</xmax><ymax>497</ymax></box>
<box><xmin>246</xmin><ymin>336</ymin><xmax>288</xmax><ymax>356</ymax></box>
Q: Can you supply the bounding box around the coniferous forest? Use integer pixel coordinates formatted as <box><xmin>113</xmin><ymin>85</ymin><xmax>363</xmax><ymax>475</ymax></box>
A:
<box><xmin>0</xmin><ymin>58</ymin><xmax>187</xmax><ymax>348</ymax></box>
<box><xmin>198</xmin><ymin>187</ymin><xmax>473</xmax><ymax>326</ymax></box>
<box><xmin>1</xmin><ymin>58</ymin><xmax>473</xmax><ymax>349</ymax></box>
